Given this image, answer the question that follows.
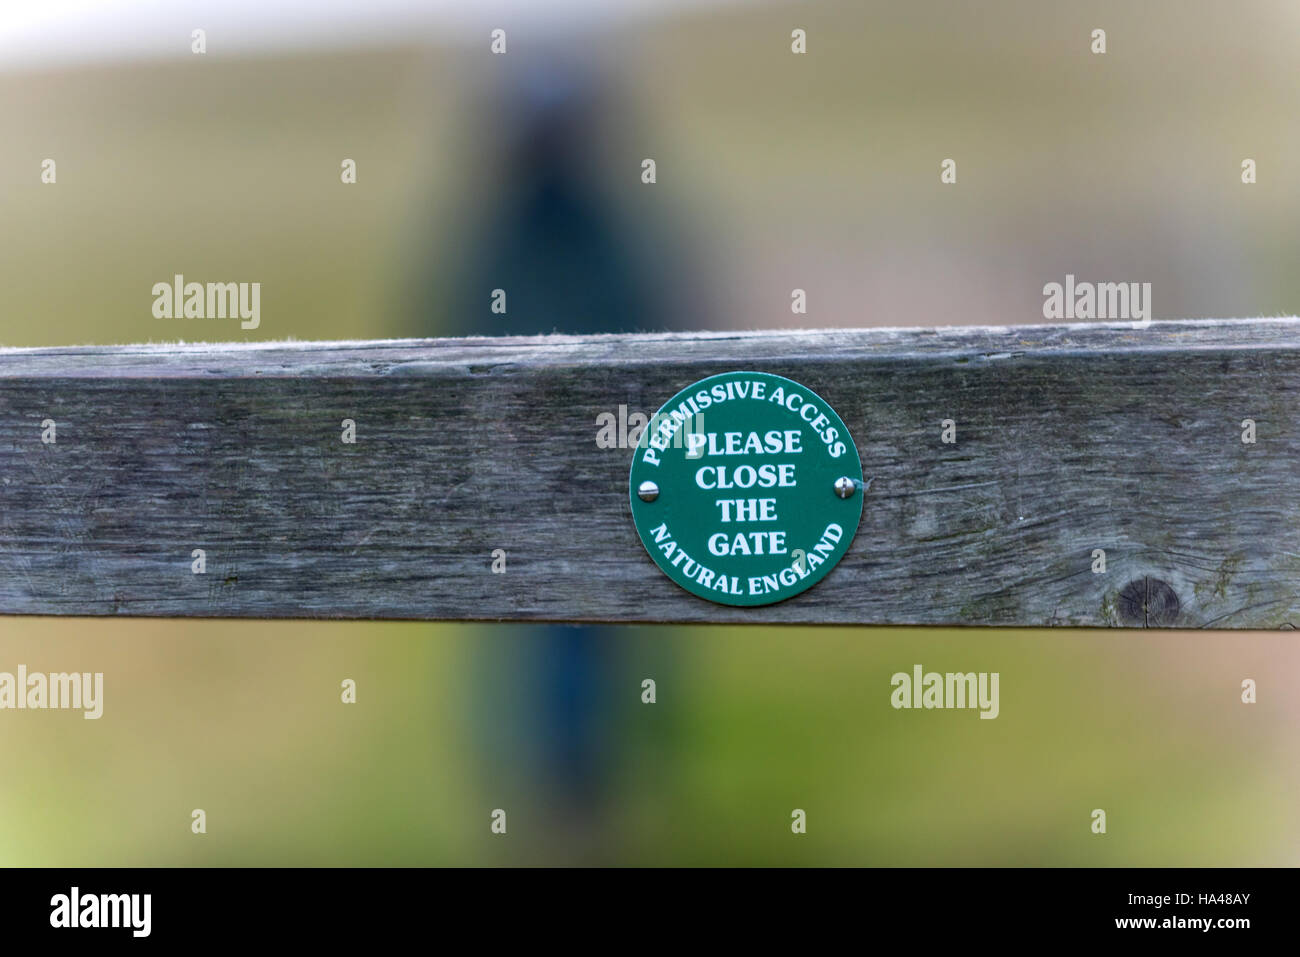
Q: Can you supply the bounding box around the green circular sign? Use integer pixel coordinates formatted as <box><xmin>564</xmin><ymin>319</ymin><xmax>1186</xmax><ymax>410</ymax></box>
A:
<box><xmin>629</xmin><ymin>371</ymin><xmax>863</xmax><ymax>606</ymax></box>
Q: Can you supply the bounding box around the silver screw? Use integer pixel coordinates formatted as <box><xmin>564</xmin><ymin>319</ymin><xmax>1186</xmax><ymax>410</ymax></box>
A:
<box><xmin>637</xmin><ymin>480</ymin><xmax>660</xmax><ymax>502</ymax></box>
<box><xmin>833</xmin><ymin>476</ymin><xmax>857</xmax><ymax>499</ymax></box>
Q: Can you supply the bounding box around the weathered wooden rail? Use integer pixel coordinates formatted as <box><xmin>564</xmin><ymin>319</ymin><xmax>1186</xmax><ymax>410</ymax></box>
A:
<box><xmin>1</xmin><ymin>319</ymin><xmax>1298</xmax><ymax>627</ymax></box>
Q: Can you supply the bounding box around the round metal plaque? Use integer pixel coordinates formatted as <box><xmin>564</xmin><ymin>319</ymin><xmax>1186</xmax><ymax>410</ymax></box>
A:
<box><xmin>628</xmin><ymin>371</ymin><xmax>863</xmax><ymax>606</ymax></box>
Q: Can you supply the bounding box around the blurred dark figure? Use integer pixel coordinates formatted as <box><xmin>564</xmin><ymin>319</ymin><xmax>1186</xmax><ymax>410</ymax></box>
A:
<box><xmin>446</xmin><ymin>64</ymin><xmax>658</xmax><ymax>336</ymax></box>
<box><xmin>418</xmin><ymin>57</ymin><xmax>691</xmax><ymax>860</ymax></box>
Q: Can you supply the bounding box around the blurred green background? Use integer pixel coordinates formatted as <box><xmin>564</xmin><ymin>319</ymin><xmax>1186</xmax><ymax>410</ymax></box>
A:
<box><xmin>1</xmin><ymin>0</ymin><xmax>1298</xmax><ymax>865</ymax></box>
<box><xmin>2</xmin><ymin>622</ymin><xmax>1296</xmax><ymax>866</ymax></box>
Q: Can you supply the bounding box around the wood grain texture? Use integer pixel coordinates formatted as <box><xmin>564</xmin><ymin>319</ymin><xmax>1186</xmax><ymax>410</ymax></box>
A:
<box><xmin>1</xmin><ymin>318</ymin><xmax>1298</xmax><ymax>627</ymax></box>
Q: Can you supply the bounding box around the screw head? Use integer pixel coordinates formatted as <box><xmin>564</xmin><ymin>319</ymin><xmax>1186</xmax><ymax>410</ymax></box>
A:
<box><xmin>833</xmin><ymin>476</ymin><xmax>857</xmax><ymax>499</ymax></box>
<box><xmin>637</xmin><ymin>480</ymin><xmax>660</xmax><ymax>503</ymax></box>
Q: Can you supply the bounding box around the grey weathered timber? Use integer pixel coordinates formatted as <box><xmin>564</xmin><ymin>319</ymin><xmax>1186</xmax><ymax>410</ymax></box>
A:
<box><xmin>1</xmin><ymin>318</ymin><xmax>1299</xmax><ymax>628</ymax></box>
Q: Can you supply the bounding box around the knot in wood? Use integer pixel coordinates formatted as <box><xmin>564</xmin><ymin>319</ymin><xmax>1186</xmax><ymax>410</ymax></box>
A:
<box><xmin>1117</xmin><ymin>576</ymin><xmax>1180</xmax><ymax>627</ymax></box>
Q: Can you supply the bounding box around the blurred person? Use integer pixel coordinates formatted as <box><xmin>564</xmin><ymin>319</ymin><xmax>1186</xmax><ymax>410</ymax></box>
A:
<box><xmin>414</xmin><ymin>55</ymin><xmax>692</xmax><ymax>860</ymax></box>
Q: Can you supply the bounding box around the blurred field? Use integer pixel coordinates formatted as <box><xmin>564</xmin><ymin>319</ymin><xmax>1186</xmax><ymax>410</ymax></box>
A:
<box><xmin>3</xmin><ymin>1</ymin><xmax>1300</xmax><ymax>347</ymax></box>
<box><xmin>1</xmin><ymin>620</ymin><xmax>1295</xmax><ymax>866</ymax></box>
<box><xmin>1</xmin><ymin>0</ymin><xmax>1298</xmax><ymax>866</ymax></box>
